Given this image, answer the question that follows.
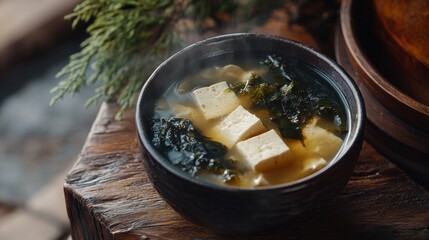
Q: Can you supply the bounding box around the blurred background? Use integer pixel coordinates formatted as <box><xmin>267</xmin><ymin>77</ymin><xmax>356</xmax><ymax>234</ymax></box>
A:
<box><xmin>0</xmin><ymin>0</ymin><xmax>96</xmax><ymax>239</ymax></box>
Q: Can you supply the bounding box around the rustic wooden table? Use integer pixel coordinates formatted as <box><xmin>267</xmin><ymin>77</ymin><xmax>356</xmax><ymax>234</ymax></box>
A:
<box><xmin>65</xmin><ymin>103</ymin><xmax>429</xmax><ymax>240</ymax></box>
<box><xmin>64</xmin><ymin>2</ymin><xmax>429</xmax><ymax>239</ymax></box>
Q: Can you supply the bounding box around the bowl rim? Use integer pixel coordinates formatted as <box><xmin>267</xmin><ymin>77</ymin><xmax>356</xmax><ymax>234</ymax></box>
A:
<box><xmin>340</xmin><ymin>0</ymin><xmax>429</xmax><ymax>120</ymax></box>
<box><xmin>136</xmin><ymin>32</ymin><xmax>365</xmax><ymax>192</ymax></box>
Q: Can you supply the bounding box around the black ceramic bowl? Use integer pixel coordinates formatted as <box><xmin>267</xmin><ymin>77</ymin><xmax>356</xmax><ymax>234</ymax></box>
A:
<box><xmin>136</xmin><ymin>33</ymin><xmax>365</xmax><ymax>234</ymax></box>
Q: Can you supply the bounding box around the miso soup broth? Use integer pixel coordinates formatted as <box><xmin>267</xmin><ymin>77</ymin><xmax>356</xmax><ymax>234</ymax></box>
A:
<box><xmin>150</xmin><ymin>55</ymin><xmax>348</xmax><ymax>188</ymax></box>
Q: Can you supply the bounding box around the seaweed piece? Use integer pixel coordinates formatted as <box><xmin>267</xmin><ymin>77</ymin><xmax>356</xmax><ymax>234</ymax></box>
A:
<box><xmin>275</xmin><ymin>80</ymin><xmax>314</xmax><ymax>139</ymax></box>
<box><xmin>315</xmin><ymin>98</ymin><xmax>347</xmax><ymax>132</ymax></box>
<box><xmin>230</xmin><ymin>55</ymin><xmax>347</xmax><ymax>140</ymax></box>
<box><xmin>150</xmin><ymin>117</ymin><xmax>238</xmax><ymax>181</ymax></box>
<box><xmin>230</xmin><ymin>74</ymin><xmax>281</xmax><ymax>109</ymax></box>
<box><xmin>261</xmin><ymin>54</ymin><xmax>296</xmax><ymax>84</ymax></box>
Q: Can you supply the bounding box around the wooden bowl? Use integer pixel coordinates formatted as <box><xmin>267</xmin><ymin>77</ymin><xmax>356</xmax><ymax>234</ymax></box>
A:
<box><xmin>374</xmin><ymin>0</ymin><xmax>429</xmax><ymax>69</ymax></box>
<box><xmin>336</xmin><ymin>0</ymin><xmax>429</xmax><ymax>186</ymax></box>
<box><xmin>370</xmin><ymin>0</ymin><xmax>429</xmax><ymax>108</ymax></box>
<box><xmin>136</xmin><ymin>33</ymin><xmax>365</xmax><ymax>234</ymax></box>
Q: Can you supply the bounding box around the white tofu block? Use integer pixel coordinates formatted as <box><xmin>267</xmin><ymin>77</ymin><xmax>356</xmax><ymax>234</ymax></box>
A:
<box><xmin>302</xmin><ymin>118</ymin><xmax>343</xmax><ymax>160</ymax></box>
<box><xmin>236</xmin><ymin>130</ymin><xmax>294</xmax><ymax>172</ymax></box>
<box><xmin>214</xmin><ymin>106</ymin><xmax>266</xmax><ymax>148</ymax></box>
<box><xmin>192</xmin><ymin>81</ymin><xmax>241</xmax><ymax>120</ymax></box>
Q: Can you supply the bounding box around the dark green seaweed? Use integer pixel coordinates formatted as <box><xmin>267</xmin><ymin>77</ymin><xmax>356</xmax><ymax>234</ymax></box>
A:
<box><xmin>150</xmin><ymin>117</ymin><xmax>238</xmax><ymax>182</ymax></box>
<box><xmin>230</xmin><ymin>55</ymin><xmax>347</xmax><ymax>140</ymax></box>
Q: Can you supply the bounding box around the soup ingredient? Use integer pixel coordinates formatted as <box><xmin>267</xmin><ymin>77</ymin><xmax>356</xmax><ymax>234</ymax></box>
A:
<box><xmin>150</xmin><ymin>117</ymin><xmax>238</xmax><ymax>181</ymax></box>
<box><xmin>192</xmin><ymin>81</ymin><xmax>240</xmax><ymax>120</ymax></box>
<box><xmin>235</xmin><ymin>130</ymin><xmax>294</xmax><ymax>172</ymax></box>
<box><xmin>230</xmin><ymin>55</ymin><xmax>347</xmax><ymax>140</ymax></box>
<box><xmin>314</xmin><ymin>98</ymin><xmax>346</xmax><ymax>132</ymax></box>
<box><xmin>285</xmin><ymin>139</ymin><xmax>328</xmax><ymax>174</ymax></box>
<box><xmin>170</xmin><ymin>103</ymin><xmax>205</xmax><ymax>129</ymax></box>
<box><xmin>178</xmin><ymin>65</ymin><xmax>267</xmax><ymax>94</ymax></box>
<box><xmin>263</xmin><ymin>54</ymin><xmax>297</xmax><ymax>84</ymax></box>
<box><xmin>170</xmin><ymin>103</ymin><xmax>198</xmax><ymax>119</ymax></box>
<box><xmin>272</xmin><ymin>79</ymin><xmax>315</xmax><ymax>139</ymax></box>
<box><xmin>210</xmin><ymin>106</ymin><xmax>266</xmax><ymax>148</ymax></box>
<box><xmin>301</xmin><ymin>117</ymin><xmax>343</xmax><ymax>160</ymax></box>
<box><xmin>230</xmin><ymin>74</ymin><xmax>278</xmax><ymax>109</ymax></box>
<box><xmin>152</xmin><ymin>57</ymin><xmax>347</xmax><ymax>187</ymax></box>
<box><xmin>302</xmin><ymin>157</ymin><xmax>327</xmax><ymax>173</ymax></box>
<box><xmin>253</xmin><ymin>174</ymin><xmax>269</xmax><ymax>186</ymax></box>
<box><xmin>220</xmin><ymin>64</ymin><xmax>256</xmax><ymax>82</ymax></box>
<box><xmin>230</xmin><ymin>74</ymin><xmax>311</xmax><ymax>139</ymax></box>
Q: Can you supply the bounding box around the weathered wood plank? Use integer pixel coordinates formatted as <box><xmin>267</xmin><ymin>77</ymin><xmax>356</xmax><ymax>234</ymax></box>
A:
<box><xmin>65</xmin><ymin>102</ymin><xmax>429</xmax><ymax>240</ymax></box>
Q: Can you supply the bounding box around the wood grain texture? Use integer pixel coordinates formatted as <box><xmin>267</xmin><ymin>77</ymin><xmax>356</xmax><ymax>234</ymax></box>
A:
<box><xmin>65</xmin><ymin>102</ymin><xmax>429</xmax><ymax>240</ymax></box>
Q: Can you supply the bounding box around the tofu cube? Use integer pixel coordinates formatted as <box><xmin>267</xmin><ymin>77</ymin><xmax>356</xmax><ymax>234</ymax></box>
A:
<box><xmin>192</xmin><ymin>81</ymin><xmax>240</xmax><ymax>120</ymax></box>
<box><xmin>213</xmin><ymin>106</ymin><xmax>266</xmax><ymax>148</ymax></box>
<box><xmin>302</xmin><ymin>118</ymin><xmax>343</xmax><ymax>160</ymax></box>
<box><xmin>236</xmin><ymin>130</ymin><xmax>294</xmax><ymax>172</ymax></box>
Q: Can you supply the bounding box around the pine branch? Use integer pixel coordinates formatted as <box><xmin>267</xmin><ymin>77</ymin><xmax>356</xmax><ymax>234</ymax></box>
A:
<box><xmin>51</xmin><ymin>0</ymin><xmax>282</xmax><ymax>119</ymax></box>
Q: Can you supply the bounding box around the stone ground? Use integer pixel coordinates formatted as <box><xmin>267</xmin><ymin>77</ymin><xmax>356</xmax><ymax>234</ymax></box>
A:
<box><xmin>0</xmin><ymin>34</ymin><xmax>100</xmax><ymax>239</ymax></box>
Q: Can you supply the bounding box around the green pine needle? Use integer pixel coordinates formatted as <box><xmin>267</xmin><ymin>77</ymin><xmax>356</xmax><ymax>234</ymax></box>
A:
<box><xmin>51</xmin><ymin>0</ymin><xmax>282</xmax><ymax>119</ymax></box>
